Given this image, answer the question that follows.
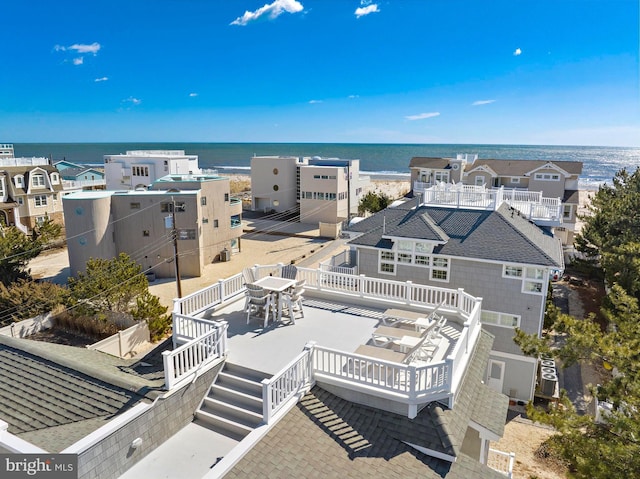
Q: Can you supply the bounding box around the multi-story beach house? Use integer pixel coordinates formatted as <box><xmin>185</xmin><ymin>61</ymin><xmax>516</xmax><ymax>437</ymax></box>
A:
<box><xmin>251</xmin><ymin>156</ymin><xmax>370</xmax><ymax>227</ymax></box>
<box><xmin>342</xmin><ymin>195</ymin><xmax>564</xmax><ymax>403</ymax></box>
<box><xmin>409</xmin><ymin>154</ymin><xmax>583</xmax><ymax>245</ymax></box>
<box><xmin>0</xmin><ymin>155</ymin><xmax>65</xmax><ymax>234</ymax></box>
<box><xmin>0</xmin><ymin>261</ymin><xmax>514</xmax><ymax>479</ymax></box>
<box><xmin>103</xmin><ymin>150</ymin><xmax>203</xmax><ymax>190</ymax></box>
<box><xmin>54</xmin><ymin>160</ymin><xmax>106</xmax><ymax>191</ymax></box>
<box><xmin>63</xmin><ymin>173</ymin><xmax>242</xmax><ymax>278</ymax></box>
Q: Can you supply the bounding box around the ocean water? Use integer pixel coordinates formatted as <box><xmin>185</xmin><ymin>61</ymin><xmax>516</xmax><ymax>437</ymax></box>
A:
<box><xmin>12</xmin><ymin>143</ymin><xmax>640</xmax><ymax>189</ymax></box>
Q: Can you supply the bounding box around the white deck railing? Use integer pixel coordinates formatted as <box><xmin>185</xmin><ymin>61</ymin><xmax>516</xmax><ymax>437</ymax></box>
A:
<box><xmin>173</xmin><ymin>272</ymin><xmax>244</xmax><ymax>316</ymax></box>
<box><xmin>262</xmin><ymin>345</ymin><xmax>314</xmax><ymax>424</ymax></box>
<box><xmin>415</xmin><ymin>183</ymin><xmax>562</xmax><ymax>223</ymax></box>
<box><xmin>162</xmin><ymin>323</ymin><xmax>228</xmax><ymax>390</ymax></box>
<box><xmin>487</xmin><ymin>448</ymin><xmax>515</xmax><ymax>478</ymax></box>
<box><xmin>169</xmin><ymin>265</ymin><xmax>483</xmax><ymax>412</ymax></box>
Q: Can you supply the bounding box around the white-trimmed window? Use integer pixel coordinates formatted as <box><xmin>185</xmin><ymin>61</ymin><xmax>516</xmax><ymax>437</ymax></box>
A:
<box><xmin>503</xmin><ymin>265</ymin><xmax>523</xmax><ymax>278</ymax></box>
<box><xmin>14</xmin><ymin>175</ymin><xmax>24</xmax><ymax>188</ymax></box>
<box><xmin>379</xmin><ymin>251</ymin><xmax>396</xmax><ymax>275</ymax></box>
<box><xmin>17</xmin><ymin>197</ymin><xmax>24</xmax><ymax>205</ymax></box>
<box><xmin>415</xmin><ymin>254</ymin><xmax>429</xmax><ymax>266</ymax></box>
<box><xmin>523</xmin><ymin>267</ymin><xmax>545</xmax><ymax>294</ymax></box>
<box><xmin>563</xmin><ymin>204</ymin><xmax>573</xmax><ymax>220</ymax></box>
<box><xmin>35</xmin><ymin>215</ymin><xmax>48</xmax><ymax>226</ymax></box>
<box><xmin>534</xmin><ymin>172</ymin><xmax>560</xmax><ymax>181</ymax></box>
<box><xmin>481</xmin><ymin>310</ymin><xmax>521</xmax><ymax>328</ymax></box>
<box><xmin>475</xmin><ymin>175</ymin><xmax>485</xmax><ymax>186</ymax></box>
<box><xmin>32</xmin><ymin>174</ymin><xmax>46</xmax><ymax>187</ymax></box>
<box><xmin>431</xmin><ymin>257</ymin><xmax>449</xmax><ymax>282</ymax></box>
<box><xmin>511</xmin><ymin>177</ymin><xmax>520</xmax><ymax>183</ymax></box>
<box><xmin>34</xmin><ymin>194</ymin><xmax>48</xmax><ymax>207</ymax></box>
<box><xmin>132</xmin><ymin>166</ymin><xmax>149</xmax><ymax>177</ymax></box>
<box><xmin>415</xmin><ymin>242</ymin><xmax>431</xmax><ymax>254</ymax></box>
<box><xmin>434</xmin><ymin>171</ymin><xmax>449</xmax><ymax>183</ymax></box>
<box><xmin>397</xmin><ymin>240</ymin><xmax>413</xmax><ymax>252</ymax></box>
<box><xmin>397</xmin><ymin>253</ymin><xmax>412</xmax><ymax>264</ymax></box>
<box><xmin>51</xmin><ymin>173</ymin><xmax>60</xmax><ymax>184</ymax></box>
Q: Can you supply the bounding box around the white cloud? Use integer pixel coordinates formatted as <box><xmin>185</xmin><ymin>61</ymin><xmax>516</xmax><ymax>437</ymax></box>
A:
<box><xmin>348</xmin><ymin>95</ymin><xmax>359</xmax><ymax>99</ymax></box>
<box><xmin>355</xmin><ymin>4</ymin><xmax>379</xmax><ymax>18</ymax></box>
<box><xmin>405</xmin><ymin>112</ymin><xmax>440</xmax><ymax>121</ymax></box>
<box><xmin>472</xmin><ymin>99</ymin><xmax>496</xmax><ymax>106</ymax></box>
<box><xmin>94</xmin><ymin>77</ymin><xmax>109</xmax><ymax>82</ymax></box>
<box><xmin>54</xmin><ymin>45</ymin><xmax>66</xmax><ymax>52</ymax></box>
<box><xmin>189</xmin><ymin>92</ymin><xmax>198</xmax><ymax>97</ymax></box>
<box><xmin>123</xmin><ymin>97</ymin><xmax>142</xmax><ymax>106</ymax></box>
<box><xmin>230</xmin><ymin>0</ymin><xmax>303</xmax><ymax>26</ymax></box>
<box><xmin>513</xmin><ymin>48</ymin><xmax>522</xmax><ymax>56</ymax></box>
<box><xmin>72</xmin><ymin>57</ymin><xmax>84</xmax><ymax>65</ymax></box>
<box><xmin>69</xmin><ymin>42</ymin><xmax>101</xmax><ymax>55</ymax></box>
<box><xmin>308</xmin><ymin>99</ymin><xmax>323</xmax><ymax>104</ymax></box>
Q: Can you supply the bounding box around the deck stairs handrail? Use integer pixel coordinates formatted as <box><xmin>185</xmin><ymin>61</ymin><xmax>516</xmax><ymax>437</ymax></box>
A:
<box><xmin>162</xmin><ymin>322</ymin><xmax>228</xmax><ymax>390</ymax></box>
<box><xmin>487</xmin><ymin>448</ymin><xmax>515</xmax><ymax>478</ymax></box>
<box><xmin>261</xmin><ymin>344</ymin><xmax>314</xmax><ymax>424</ymax></box>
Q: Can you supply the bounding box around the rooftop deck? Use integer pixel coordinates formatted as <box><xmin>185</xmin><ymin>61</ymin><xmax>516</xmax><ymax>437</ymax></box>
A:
<box><xmin>165</xmin><ymin>264</ymin><xmax>482</xmax><ymax>419</ymax></box>
<box><xmin>413</xmin><ymin>181</ymin><xmax>562</xmax><ymax>226</ymax></box>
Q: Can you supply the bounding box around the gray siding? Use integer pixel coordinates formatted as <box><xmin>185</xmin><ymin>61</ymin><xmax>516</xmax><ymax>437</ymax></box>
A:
<box><xmin>489</xmin><ymin>353</ymin><xmax>536</xmax><ymax>401</ymax></box>
<box><xmin>77</xmin><ymin>363</ymin><xmax>223</xmax><ymax>479</ymax></box>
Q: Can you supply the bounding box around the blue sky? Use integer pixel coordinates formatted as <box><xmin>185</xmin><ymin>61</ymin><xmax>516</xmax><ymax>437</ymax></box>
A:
<box><xmin>1</xmin><ymin>0</ymin><xmax>638</xmax><ymax>146</ymax></box>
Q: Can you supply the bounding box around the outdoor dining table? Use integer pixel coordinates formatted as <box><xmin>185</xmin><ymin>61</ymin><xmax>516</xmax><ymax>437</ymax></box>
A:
<box><xmin>253</xmin><ymin>276</ymin><xmax>297</xmax><ymax>323</ymax></box>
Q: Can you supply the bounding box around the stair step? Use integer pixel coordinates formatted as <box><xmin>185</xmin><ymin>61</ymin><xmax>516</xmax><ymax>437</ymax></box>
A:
<box><xmin>223</xmin><ymin>362</ymin><xmax>272</xmax><ymax>383</ymax></box>
<box><xmin>209</xmin><ymin>384</ymin><xmax>263</xmax><ymax>414</ymax></box>
<box><xmin>195</xmin><ymin>410</ymin><xmax>253</xmax><ymax>441</ymax></box>
<box><xmin>216</xmin><ymin>372</ymin><xmax>263</xmax><ymax>397</ymax></box>
<box><xmin>201</xmin><ymin>397</ymin><xmax>263</xmax><ymax>427</ymax></box>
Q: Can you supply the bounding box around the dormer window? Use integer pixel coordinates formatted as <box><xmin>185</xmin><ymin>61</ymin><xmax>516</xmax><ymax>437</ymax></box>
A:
<box><xmin>32</xmin><ymin>174</ymin><xmax>46</xmax><ymax>187</ymax></box>
<box><xmin>51</xmin><ymin>173</ymin><xmax>60</xmax><ymax>184</ymax></box>
<box><xmin>15</xmin><ymin>175</ymin><xmax>24</xmax><ymax>188</ymax></box>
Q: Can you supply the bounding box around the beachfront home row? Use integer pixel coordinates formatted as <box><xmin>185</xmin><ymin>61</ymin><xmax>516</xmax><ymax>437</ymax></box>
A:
<box><xmin>0</xmin><ymin>262</ymin><xmax>513</xmax><ymax>479</ymax></box>
<box><xmin>250</xmin><ymin>155</ymin><xmax>370</xmax><ymax>228</ymax></box>
<box><xmin>409</xmin><ymin>154</ymin><xmax>583</xmax><ymax>245</ymax></box>
<box><xmin>63</xmin><ymin>173</ymin><xmax>242</xmax><ymax>278</ymax></box>
<box><xmin>341</xmin><ymin>195</ymin><xmax>564</xmax><ymax>403</ymax></box>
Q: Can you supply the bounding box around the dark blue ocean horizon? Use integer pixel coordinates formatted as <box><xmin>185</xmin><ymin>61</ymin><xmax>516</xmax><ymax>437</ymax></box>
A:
<box><xmin>12</xmin><ymin>142</ymin><xmax>640</xmax><ymax>189</ymax></box>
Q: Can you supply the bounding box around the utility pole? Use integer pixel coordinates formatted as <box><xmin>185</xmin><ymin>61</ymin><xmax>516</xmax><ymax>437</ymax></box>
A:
<box><xmin>171</xmin><ymin>196</ymin><xmax>183</xmax><ymax>298</ymax></box>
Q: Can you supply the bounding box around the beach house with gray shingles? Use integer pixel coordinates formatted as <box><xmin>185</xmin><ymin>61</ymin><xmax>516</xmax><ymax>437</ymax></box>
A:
<box><xmin>0</xmin><ymin>257</ymin><xmax>515</xmax><ymax>478</ymax></box>
<box><xmin>224</xmin><ymin>330</ymin><xmax>507</xmax><ymax>479</ymax></box>
<box><xmin>0</xmin><ymin>334</ymin><xmax>223</xmax><ymax>479</ymax></box>
<box><xmin>0</xmin><ymin>157</ymin><xmax>65</xmax><ymax>234</ymax></box>
<box><xmin>409</xmin><ymin>155</ymin><xmax>583</xmax><ymax>245</ymax></box>
<box><xmin>345</xmin><ymin>197</ymin><xmax>564</xmax><ymax>402</ymax></box>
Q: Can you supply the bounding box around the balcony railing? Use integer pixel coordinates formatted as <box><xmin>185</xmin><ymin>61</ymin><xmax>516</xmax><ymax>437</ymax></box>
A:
<box><xmin>169</xmin><ymin>265</ymin><xmax>483</xmax><ymax>414</ymax></box>
<box><xmin>414</xmin><ymin>183</ymin><xmax>562</xmax><ymax>224</ymax></box>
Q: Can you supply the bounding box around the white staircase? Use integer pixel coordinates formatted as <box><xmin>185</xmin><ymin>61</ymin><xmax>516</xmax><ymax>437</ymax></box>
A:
<box><xmin>195</xmin><ymin>362</ymin><xmax>271</xmax><ymax>441</ymax></box>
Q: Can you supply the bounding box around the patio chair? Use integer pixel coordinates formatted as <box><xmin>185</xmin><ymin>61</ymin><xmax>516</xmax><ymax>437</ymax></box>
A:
<box><xmin>280</xmin><ymin>264</ymin><xmax>298</xmax><ymax>280</ymax></box>
<box><xmin>282</xmin><ymin>279</ymin><xmax>305</xmax><ymax>323</ymax></box>
<box><xmin>242</xmin><ymin>267</ymin><xmax>256</xmax><ymax>285</ymax></box>
<box><xmin>245</xmin><ymin>284</ymin><xmax>275</xmax><ymax>328</ymax></box>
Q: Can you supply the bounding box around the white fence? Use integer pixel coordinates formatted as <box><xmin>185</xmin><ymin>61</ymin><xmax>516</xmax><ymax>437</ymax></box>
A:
<box><xmin>173</xmin><ymin>273</ymin><xmax>244</xmax><ymax>316</ymax></box>
<box><xmin>0</xmin><ymin>313</ymin><xmax>54</xmax><ymax>338</ymax></box>
<box><xmin>162</xmin><ymin>323</ymin><xmax>228</xmax><ymax>390</ymax></box>
<box><xmin>487</xmin><ymin>448</ymin><xmax>515</xmax><ymax>478</ymax></box>
<box><xmin>86</xmin><ymin>322</ymin><xmax>150</xmax><ymax>358</ymax></box>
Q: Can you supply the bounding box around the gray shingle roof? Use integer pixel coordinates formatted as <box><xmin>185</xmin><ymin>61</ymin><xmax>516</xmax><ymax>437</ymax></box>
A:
<box><xmin>348</xmin><ymin>202</ymin><xmax>563</xmax><ymax>267</ymax></box>
<box><xmin>0</xmin><ymin>335</ymin><xmax>168</xmax><ymax>452</ymax></box>
<box><xmin>225</xmin><ymin>331</ymin><xmax>507</xmax><ymax>479</ymax></box>
<box><xmin>408</xmin><ymin>157</ymin><xmax>583</xmax><ymax>176</ymax></box>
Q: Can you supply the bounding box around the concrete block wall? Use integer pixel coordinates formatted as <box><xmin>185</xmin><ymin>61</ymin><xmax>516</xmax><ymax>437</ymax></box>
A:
<box><xmin>77</xmin><ymin>362</ymin><xmax>223</xmax><ymax>479</ymax></box>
